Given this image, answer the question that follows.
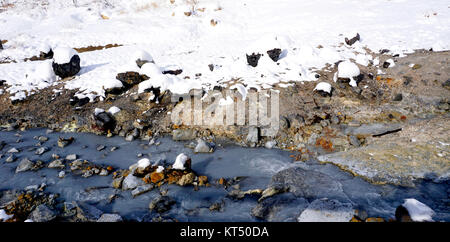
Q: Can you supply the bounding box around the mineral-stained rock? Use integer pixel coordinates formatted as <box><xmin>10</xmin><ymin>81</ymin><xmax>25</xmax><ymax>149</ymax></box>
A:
<box><xmin>52</xmin><ymin>55</ymin><xmax>81</xmax><ymax>78</ymax></box>
<box><xmin>177</xmin><ymin>172</ymin><xmax>196</xmax><ymax>186</ymax></box>
<box><xmin>297</xmin><ymin>198</ymin><xmax>355</xmax><ymax>222</ymax></box>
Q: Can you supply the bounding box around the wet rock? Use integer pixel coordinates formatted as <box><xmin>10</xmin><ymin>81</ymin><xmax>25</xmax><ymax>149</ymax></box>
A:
<box><xmin>267</xmin><ymin>48</ymin><xmax>282</xmax><ymax>62</ymax></box>
<box><xmin>177</xmin><ymin>172</ymin><xmax>196</xmax><ymax>186</ymax></box>
<box><xmin>65</xmin><ymin>154</ymin><xmax>77</xmax><ymax>161</ymax></box>
<box><xmin>131</xmin><ymin>184</ymin><xmax>155</xmax><ymax>197</ymax></box>
<box><xmin>97</xmin><ymin>145</ymin><xmax>105</xmax><ymax>151</ymax></box>
<box><xmin>345</xmin><ymin>33</ymin><xmax>360</xmax><ymax>46</ymax></box>
<box><xmin>93</xmin><ymin>111</ymin><xmax>115</xmax><ymax>132</ymax></box>
<box><xmin>297</xmin><ymin>198</ymin><xmax>354</xmax><ymax>222</ymax></box>
<box><xmin>35</xmin><ymin>146</ymin><xmax>49</xmax><ymax>155</ymax></box>
<box><xmin>6</xmin><ymin>154</ymin><xmax>16</xmax><ymax>163</ymax></box>
<box><xmin>122</xmin><ymin>174</ymin><xmax>144</xmax><ymax>190</ymax></box>
<box><xmin>172</xmin><ymin>129</ymin><xmax>197</xmax><ymax>141</ymax></box>
<box><xmin>268</xmin><ymin>167</ymin><xmax>346</xmax><ymax>200</ymax></box>
<box><xmin>149</xmin><ymin>196</ymin><xmax>175</xmax><ymax>213</ymax></box>
<box><xmin>38</xmin><ymin>136</ymin><xmax>49</xmax><ymax>142</ymax></box>
<box><xmin>52</xmin><ymin>55</ymin><xmax>81</xmax><ymax>78</ymax></box>
<box><xmin>97</xmin><ymin>213</ymin><xmax>123</xmax><ymax>222</ymax></box>
<box><xmin>246</xmin><ymin>53</ymin><xmax>262</xmax><ymax>67</ymax></box>
<box><xmin>48</xmin><ymin>159</ymin><xmax>65</xmax><ymax>169</ymax></box>
<box><xmin>258</xmin><ymin>186</ymin><xmax>287</xmax><ymax>202</ymax></box>
<box><xmin>395</xmin><ymin>205</ymin><xmax>413</xmax><ymax>222</ymax></box>
<box><xmin>112</xmin><ymin>176</ymin><xmax>125</xmax><ymax>189</ymax></box>
<box><xmin>8</xmin><ymin>147</ymin><xmax>19</xmax><ymax>153</ymax></box>
<box><xmin>58</xmin><ymin>171</ymin><xmax>66</xmax><ymax>178</ymax></box>
<box><xmin>194</xmin><ymin>139</ymin><xmax>214</xmax><ymax>153</ymax></box>
<box><xmin>57</xmin><ymin>137</ymin><xmax>74</xmax><ymax>148</ymax></box>
<box><xmin>252</xmin><ymin>194</ymin><xmax>309</xmax><ymax>222</ymax></box>
<box><xmin>228</xmin><ymin>189</ymin><xmax>263</xmax><ymax>200</ymax></box>
<box><xmin>28</xmin><ymin>204</ymin><xmax>56</xmax><ymax>222</ymax></box>
<box><xmin>16</xmin><ymin>158</ymin><xmax>34</xmax><ymax>173</ymax></box>
<box><xmin>74</xmin><ymin>202</ymin><xmax>104</xmax><ymax>222</ymax></box>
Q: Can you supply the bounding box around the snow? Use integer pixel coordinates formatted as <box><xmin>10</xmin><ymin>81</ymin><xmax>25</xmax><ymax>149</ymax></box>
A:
<box><xmin>156</xmin><ymin>166</ymin><xmax>165</xmax><ymax>173</ymax></box>
<box><xmin>0</xmin><ymin>0</ymin><xmax>449</xmax><ymax>101</ymax></box>
<box><xmin>0</xmin><ymin>209</ymin><xmax>13</xmax><ymax>222</ymax></box>
<box><xmin>403</xmin><ymin>199</ymin><xmax>435</xmax><ymax>222</ymax></box>
<box><xmin>108</xmin><ymin>106</ymin><xmax>121</xmax><ymax>115</ymax></box>
<box><xmin>173</xmin><ymin>153</ymin><xmax>190</xmax><ymax>170</ymax></box>
<box><xmin>337</xmin><ymin>61</ymin><xmax>360</xmax><ymax>87</ymax></box>
<box><xmin>53</xmin><ymin>47</ymin><xmax>78</xmax><ymax>64</ymax></box>
<box><xmin>94</xmin><ymin>108</ymin><xmax>105</xmax><ymax>116</ymax></box>
<box><xmin>314</xmin><ymin>82</ymin><xmax>332</xmax><ymax>94</ymax></box>
<box><xmin>134</xmin><ymin>50</ymin><xmax>154</xmax><ymax>63</ymax></box>
<box><xmin>137</xmin><ymin>158</ymin><xmax>151</xmax><ymax>169</ymax></box>
<box><xmin>385</xmin><ymin>58</ymin><xmax>396</xmax><ymax>68</ymax></box>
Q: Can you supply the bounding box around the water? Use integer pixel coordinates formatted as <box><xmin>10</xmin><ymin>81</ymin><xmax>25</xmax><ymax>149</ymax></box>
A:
<box><xmin>0</xmin><ymin>129</ymin><xmax>448</xmax><ymax>221</ymax></box>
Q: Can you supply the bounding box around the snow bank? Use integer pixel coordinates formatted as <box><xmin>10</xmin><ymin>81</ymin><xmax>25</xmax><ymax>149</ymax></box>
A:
<box><xmin>173</xmin><ymin>153</ymin><xmax>189</xmax><ymax>170</ymax></box>
<box><xmin>403</xmin><ymin>199</ymin><xmax>434</xmax><ymax>222</ymax></box>
<box><xmin>53</xmin><ymin>47</ymin><xmax>78</xmax><ymax>64</ymax></box>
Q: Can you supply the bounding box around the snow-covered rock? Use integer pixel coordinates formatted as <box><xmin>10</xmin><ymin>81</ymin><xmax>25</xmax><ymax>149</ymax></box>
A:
<box><xmin>314</xmin><ymin>82</ymin><xmax>332</xmax><ymax>94</ymax></box>
<box><xmin>122</xmin><ymin>174</ymin><xmax>143</xmax><ymax>190</ymax></box>
<box><xmin>108</xmin><ymin>106</ymin><xmax>121</xmax><ymax>115</ymax></box>
<box><xmin>53</xmin><ymin>47</ymin><xmax>78</xmax><ymax>64</ymax></box>
<box><xmin>137</xmin><ymin>158</ymin><xmax>151</xmax><ymax>169</ymax></box>
<box><xmin>172</xmin><ymin>153</ymin><xmax>190</xmax><ymax>170</ymax></box>
<box><xmin>402</xmin><ymin>199</ymin><xmax>434</xmax><ymax>222</ymax></box>
<box><xmin>52</xmin><ymin>47</ymin><xmax>80</xmax><ymax>78</ymax></box>
<box><xmin>139</xmin><ymin>62</ymin><xmax>162</xmax><ymax>77</ymax></box>
<box><xmin>337</xmin><ymin>61</ymin><xmax>360</xmax><ymax>87</ymax></box>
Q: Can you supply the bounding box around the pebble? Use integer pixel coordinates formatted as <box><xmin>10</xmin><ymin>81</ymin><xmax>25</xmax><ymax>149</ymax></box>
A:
<box><xmin>58</xmin><ymin>171</ymin><xmax>66</xmax><ymax>178</ymax></box>
<box><xmin>16</xmin><ymin>158</ymin><xmax>34</xmax><ymax>173</ymax></box>
<box><xmin>8</xmin><ymin>148</ymin><xmax>19</xmax><ymax>153</ymax></box>
<box><xmin>66</xmin><ymin>154</ymin><xmax>77</xmax><ymax>161</ymax></box>
<box><xmin>35</xmin><ymin>146</ymin><xmax>49</xmax><ymax>155</ymax></box>
<box><xmin>97</xmin><ymin>214</ymin><xmax>123</xmax><ymax>222</ymax></box>
<box><xmin>96</xmin><ymin>145</ymin><xmax>105</xmax><ymax>151</ymax></box>
<box><xmin>6</xmin><ymin>155</ymin><xmax>16</xmax><ymax>163</ymax></box>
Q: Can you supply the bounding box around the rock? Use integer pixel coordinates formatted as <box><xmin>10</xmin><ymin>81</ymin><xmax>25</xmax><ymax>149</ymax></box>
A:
<box><xmin>442</xmin><ymin>79</ymin><xmax>450</xmax><ymax>90</ymax></box>
<box><xmin>0</xmin><ymin>40</ymin><xmax>2</xmax><ymax>50</ymax></box>
<box><xmin>74</xmin><ymin>202</ymin><xmax>104</xmax><ymax>222</ymax></box>
<box><xmin>345</xmin><ymin>33</ymin><xmax>360</xmax><ymax>46</ymax></box>
<box><xmin>112</xmin><ymin>176</ymin><xmax>125</xmax><ymax>189</ymax></box>
<box><xmin>246</xmin><ymin>126</ymin><xmax>260</xmax><ymax>144</ymax></box>
<box><xmin>149</xmin><ymin>196</ymin><xmax>175</xmax><ymax>213</ymax></box>
<box><xmin>116</xmin><ymin>72</ymin><xmax>143</xmax><ymax>87</ymax></box>
<box><xmin>177</xmin><ymin>172</ymin><xmax>196</xmax><ymax>186</ymax></box>
<box><xmin>125</xmin><ymin>134</ymin><xmax>135</xmax><ymax>142</ymax></box>
<box><xmin>198</xmin><ymin>176</ymin><xmax>208</xmax><ymax>186</ymax></box>
<box><xmin>58</xmin><ymin>171</ymin><xmax>66</xmax><ymax>178</ymax></box>
<box><xmin>228</xmin><ymin>189</ymin><xmax>263</xmax><ymax>200</ymax></box>
<box><xmin>246</xmin><ymin>53</ymin><xmax>262</xmax><ymax>67</ymax></box>
<box><xmin>349</xmin><ymin>135</ymin><xmax>361</xmax><ymax>147</ymax></box>
<box><xmin>97</xmin><ymin>214</ymin><xmax>123</xmax><ymax>222</ymax></box>
<box><xmin>297</xmin><ymin>198</ymin><xmax>354</xmax><ymax>222</ymax></box>
<box><xmin>8</xmin><ymin>147</ymin><xmax>19</xmax><ymax>153</ymax></box>
<box><xmin>395</xmin><ymin>205</ymin><xmax>413</xmax><ymax>222</ymax></box>
<box><xmin>393</xmin><ymin>93</ymin><xmax>403</xmax><ymax>101</ymax></box>
<box><xmin>65</xmin><ymin>154</ymin><xmax>77</xmax><ymax>161</ymax></box>
<box><xmin>131</xmin><ymin>184</ymin><xmax>155</xmax><ymax>197</ymax></box>
<box><xmin>252</xmin><ymin>193</ymin><xmax>309</xmax><ymax>222</ymax></box>
<box><xmin>194</xmin><ymin>139</ymin><xmax>214</xmax><ymax>153</ymax></box>
<box><xmin>93</xmin><ymin>111</ymin><xmax>115</xmax><ymax>132</ymax></box>
<box><xmin>258</xmin><ymin>186</ymin><xmax>287</xmax><ymax>202</ymax></box>
<box><xmin>412</xmin><ymin>64</ymin><xmax>422</xmax><ymax>70</ymax></box>
<box><xmin>16</xmin><ymin>158</ymin><xmax>34</xmax><ymax>173</ymax></box>
<box><xmin>267</xmin><ymin>48</ymin><xmax>282</xmax><ymax>62</ymax></box>
<box><xmin>48</xmin><ymin>159</ymin><xmax>65</xmax><ymax>169</ymax></box>
<box><xmin>6</xmin><ymin>155</ymin><xmax>16</xmax><ymax>163</ymax></box>
<box><xmin>365</xmin><ymin>217</ymin><xmax>385</xmax><ymax>222</ymax></box>
<box><xmin>344</xmin><ymin>123</ymin><xmax>402</xmax><ymax>137</ymax></box>
<box><xmin>172</xmin><ymin>129</ymin><xmax>197</xmax><ymax>141</ymax></box>
<box><xmin>96</xmin><ymin>145</ymin><xmax>105</xmax><ymax>151</ymax></box>
<box><xmin>57</xmin><ymin>137</ymin><xmax>74</xmax><ymax>148</ymax></box>
<box><xmin>269</xmin><ymin>167</ymin><xmax>346</xmax><ymax>200</ymax></box>
<box><xmin>52</xmin><ymin>55</ymin><xmax>81</xmax><ymax>78</ymax></box>
<box><xmin>264</xmin><ymin>140</ymin><xmax>277</xmax><ymax>149</ymax></box>
<box><xmin>122</xmin><ymin>174</ymin><xmax>144</xmax><ymax>190</ymax></box>
<box><xmin>35</xmin><ymin>146</ymin><xmax>49</xmax><ymax>155</ymax></box>
<box><xmin>28</xmin><ymin>204</ymin><xmax>56</xmax><ymax>222</ymax></box>
<box><xmin>38</xmin><ymin>136</ymin><xmax>49</xmax><ymax>142</ymax></box>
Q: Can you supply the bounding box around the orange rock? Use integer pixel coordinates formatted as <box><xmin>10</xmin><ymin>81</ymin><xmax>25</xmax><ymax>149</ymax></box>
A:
<box><xmin>150</xmin><ymin>172</ymin><xmax>165</xmax><ymax>183</ymax></box>
<box><xmin>198</xmin><ymin>176</ymin><xmax>208</xmax><ymax>186</ymax></box>
<box><xmin>365</xmin><ymin>217</ymin><xmax>385</xmax><ymax>222</ymax></box>
<box><xmin>350</xmin><ymin>216</ymin><xmax>362</xmax><ymax>222</ymax></box>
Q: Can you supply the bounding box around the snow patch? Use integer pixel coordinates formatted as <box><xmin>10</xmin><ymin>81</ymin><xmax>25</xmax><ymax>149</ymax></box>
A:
<box><xmin>108</xmin><ymin>106</ymin><xmax>121</xmax><ymax>115</ymax></box>
<box><xmin>53</xmin><ymin>47</ymin><xmax>78</xmax><ymax>64</ymax></box>
<box><xmin>173</xmin><ymin>153</ymin><xmax>189</xmax><ymax>170</ymax></box>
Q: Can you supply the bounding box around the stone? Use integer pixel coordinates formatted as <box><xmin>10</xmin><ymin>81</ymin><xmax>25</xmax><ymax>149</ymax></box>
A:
<box><xmin>393</xmin><ymin>93</ymin><xmax>403</xmax><ymax>101</ymax></box>
<box><xmin>97</xmin><ymin>213</ymin><xmax>123</xmax><ymax>222</ymax></box>
<box><xmin>57</xmin><ymin>137</ymin><xmax>74</xmax><ymax>148</ymax></box>
<box><xmin>395</xmin><ymin>205</ymin><xmax>413</xmax><ymax>222</ymax></box>
<box><xmin>246</xmin><ymin>126</ymin><xmax>260</xmax><ymax>144</ymax></box>
<box><xmin>75</xmin><ymin>202</ymin><xmax>104</xmax><ymax>222</ymax></box>
<box><xmin>52</xmin><ymin>55</ymin><xmax>81</xmax><ymax>78</ymax></box>
<box><xmin>6</xmin><ymin>154</ymin><xmax>16</xmax><ymax>163</ymax></box>
<box><xmin>177</xmin><ymin>172</ymin><xmax>196</xmax><ymax>186</ymax></box>
<box><xmin>345</xmin><ymin>33</ymin><xmax>360</xmax><ymax>46</ymax></box>
<box><xmin>149</xmin><ymin>196</ymin><xmax>175</xmax><ymax>213</ymax></box>
<box><xmin>112</xmin><ymin>176</ymin><xmax>125</xmax><ymax>189</ymax></box>
<box><xmin>58</xmin><ymin>171</ymin><xmax>66</xmax><ymax>178</ymax></box>
<box><xmin>122</xmin><ymin>174</ymin><xmax>144</xmax><ymax>190</ymax></box>
<box><xmin>198</xmin><ymin>176</ymin><xmax>208</xmax><ymax>186</ymax></box>
<box><xmin>172</xmin><ymin>129</ymin><xmax>197</xmax><ymax>141</ymax></box>
<box><xmin>16</xmin><ymin>158</ymin><xmax>34</xmax><ymax>173</ymax></box>
<box><xmin>28</xmin><ymin>204</ymin><xmax>56</xmax><ymax>222</ymax></box>
<box><xmin>35</xmin><ymin>146</ymin><xmax>49</xmax><ymax>155</ymax></box>
<box><xmin>264</xmin><ymin>140</ymin><xmax>277</xmax><ymax>149</ymax></box>
<box><xmin>252</xmin><ymin>193</ymin><xmax>309</xmax><ymax>222</ymax></box>
<box><xmin>116</xmin><ymin>72</ymin><xmax>143</xmax><ymax>87</ymax></box>
<box><xmin>8</xmin><ymin>147</ymin><xmax>19</xmax><ymax>153</ymax></box>
<box><xmin>442</xmin><ymin>79</ymin><xmax>450</xmax><ymax>90</ymax></box>
<box><xmin>48</xmin><ymin>159</ymin><xmax>65</xmax><ymax>169</ymax></box>
<box><xmin>194</xmin><ymin>139</ymin><xmax>213</xmax><ymax>153</ymax></box>
<box><xmin>38</xmin><ymin>136</ymin><xmax>49</xmax><ymax>142</ymax></box>
<box><xmin>266</xmin><ymin>48</ymin><xmax>282</xmax><ymax>62</ymax></box>
<box><xmin>228</xmin><ymin>189</ymin><xmax>263</xmax><ymax>200</ymax></box>
<box><xmin>96</xmin><ymin>145</ymin><xmax>105</xmax><ymax>151</ymax></box>
<box><xmin>246</xmin><ymin>53</ymin><xmax>261</xmax><ymax>67</ymax></box>
<box><xmin>131</xmin><ymin>184</ymin><xmax>155</xmax><ymax>197</ymax></box>
<box><xmin>258</xmin><ymin>186</ymin><xmax>287</xmax><ymax>202</ymax></box>
<box><xmin>297</xmin><ymin>198</ymin><xmax>354</xmax><ymax>222</ymax></box>
<box><xmin>93</xmin><ymin>111</ymin><xmax>116</xmax><ymax>132</ymax></box>
<box><xmin>65</xmin><ymin>154</ymin><xmax>77</xmax><ymax>161</ymax></box>
<box><xmin>349</xmin><ymin>135</ymin><xmax>361</xmax><ymax>147</ymax></box>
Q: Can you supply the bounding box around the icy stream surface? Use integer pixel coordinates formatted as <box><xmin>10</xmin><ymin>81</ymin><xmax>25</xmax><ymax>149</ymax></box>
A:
<box><xmin>0</xmin><ymin>129</ymin><xmax>449</xmax><ymax>222</ymax></box>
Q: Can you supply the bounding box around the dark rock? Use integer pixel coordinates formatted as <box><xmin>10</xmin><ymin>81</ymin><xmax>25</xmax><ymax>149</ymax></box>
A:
<box><xmin>69</xmin><ymin>96</ymin><xmax>90</xmax><ymax>106</ymax></box>
<box><xmin>403</xmin><ymin>76</ymin><xmax>412</xmax><ymax>86</ymax></box>
<box><xmin>40</xmin><ymin>49</ymin><xmax>53</xmax><ymax>59</ymax></box>
<box><xmin>149</xmin><ymin>196</ymin><xmax>175</xmax><ymax>213</ymax></box>
<box><xmin>267</xmin><ymin>48</ymin><xmax>282</xmax><ymax>62</ymax></box>
<box><xmin>116</xmin><ymin>72</ymin><xmax>143</xmax><ymax>87</ymax></box>
<box><xmin>52</xmin><ymin>55</ymin><xmax>81</xmax><ymax>78</ymax></box>
<box><xmin>379</xmin><ymin>49</ymin><xmax>390</xmax><ymax>54</ymax></box>
<box><xmin>251</xmin><ymin>193</ymin><xmax>309</xmax><ymax>222</ymax></box>
<box><xmin>382</xmin><ymin>61</ymin><xmax>390</xmax><ymax>68</ymax></box>
<box><xmin>345</xmin><ymin>33</ymin><xmax>360</xmax><ymax>46</ymax></box>
<box><xmin>442</xmin><ymin>79</ymin><xmax>450</xmax><ymax>90</ymax></box>
<box><xmin>393</xmin><ymin>93</ymin><xmax>403</xmax><ymax>101</ymax></box>
<box><xmin>246</xmin><ymin>53</ymin><xmax>261</xmax><ymax>67</ymax></box>
<box><xmin>0</xmin><ymin>40</ymin><xmax>3</xmax><ymax>50</ymax></box>
<box><xmin>162</xmin><ymin>69</ymin><xmax>183</xmax><ymax>75</ymax></box>
<box><xmin>74</xmin><ymin>202</ymin><xmax>104</xmax><ymax>222</ymax></box>
<box><xmin>0</xmin><ymin>80</ymin><xmax>5</xmax><ymax>86</ymax></box>
<box><xmin>136</xmin><ymin>59</ymin><xmax>150</xmax><ymax>68</ymax></box>
<box><xmin>208</xmin><ymin>64</ymin><xmax>214</xmax><ymax>71</ymax></box>
<box><xmin>93</xmin><ymin>111</ymin><xmax>116</xmax><ymax>132</ymax></box>
<box><xmin>395</xmin><ymin>205</ymin><xmax>413</xmax><ymax>222</ymax></box>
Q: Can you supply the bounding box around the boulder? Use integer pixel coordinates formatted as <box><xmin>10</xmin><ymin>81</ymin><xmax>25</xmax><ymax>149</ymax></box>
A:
<box><xmin>266</xmin><ymin>48</ymin><xmax>282</xmax><ymax>62</ymax></box>
<box><xmin>149</xmin><ymin>196</ymin><xmax>175</xmax><ymax>213</ymax></box>
<box><xmin>16</xmin><ymin>158</ymin><xmax>34</xmax><ymax>173</ymax></box>
<box><xmin>28</xmin><ymin>204</ymin><xmax>56</xmax><ymax>222</ymax></box>
<box><xmin>246</xmin><ymin>53</ymin><xmax>261</xmax><ymax>67</ymax></box>
<box><xmin>194</xmin><ymin>139</ymin><xmax>214</xmax><ymax>153</ymax></box>
<box><xmin>297</xmin><ymin>198</ymin><xmax>354</xmax><ymax>222</ymax></box>
<box><xmin>52</xmin><ymin>55</ymin><xmax>81</xmax><ymax>78</ymax></box>
<box><xmin>122</xmin><ymin>174</ymin><xmax>144</xmax><ymax>190</ymax></box>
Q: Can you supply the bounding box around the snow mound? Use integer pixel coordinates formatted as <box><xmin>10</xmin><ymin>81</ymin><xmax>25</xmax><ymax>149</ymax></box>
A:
<box><xmin>108</xmin><ymin>106</ymin><xmax>121</xmax><ymax>115</ymax></box>
<box><xmin>403</xmin><ymin>199</ymin><xmax>434</xmax><ymax>222</ymax></box>
<box><xmin>139</xmin><ymin>63</ymin><xmax>162</xmax><ymax>77</ymax></box>
<box><xmin>337</xmin><ymin>61</ymin><xmax>360</xmax><ymax>87</ymax></box>
<box><xmin>173</xmin><ymin>153</ymin><xmax>190</xmax><ymax>170</ymax></box>
<box><xmin>314</xmin><ymin>82</ymin><xmax>332</xmax><ymax>93</ymax></box>
<box><xmin>134</xmin><ymin>50</ymin><xmax>154</xmax><ymax>63</ymax></box>
<box><xmin>137</xmin><ymin>158</ymin><xmax>151</xmax><ymax>169</ymax></box>
<box><xmin>53</xmin><ymin>47</ymin><xmax>78</xmax><ymax>64</ymax></box>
